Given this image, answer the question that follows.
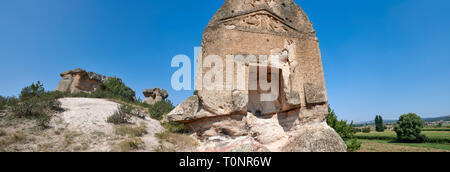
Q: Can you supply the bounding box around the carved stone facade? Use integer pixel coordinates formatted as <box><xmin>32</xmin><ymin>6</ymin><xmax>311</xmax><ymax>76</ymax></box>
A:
<box><xmin>166</xmin><ymin>0</ymin><xmax>346</xmax><ymax>152</ymax></box>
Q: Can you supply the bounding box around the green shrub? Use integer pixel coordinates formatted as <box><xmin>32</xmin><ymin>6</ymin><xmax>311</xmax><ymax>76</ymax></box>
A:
<box><xmin>149</xmin><ymin>100</ymin><xmax>174</xmax><ymax>120</ymax></box>
<box><xmin>163</xmin><ymin>122</ymin><xmax>186</xmax><ymax>133</ymax></box>
<box><xmin>362</xmin><ymin>127</ymin><xmax>371</xmax><ymax>133</ymax></box>
<box><xmin>107</xmin><ymin>105</ymin><xmax>132</xmax><ymax>125</ymax></box>
<box><xmin>89</xmin><ymin>90</ymin><xmax>109</xmax><ymax>98</ymax></box>
<box><xmin>102</xmin><ymin>77</ymin><xmax>136</xmax><ymax>102</ymax></box>
<box><xmin>346</xmin><ymin>139</ymin><xmax>361</xmax><ymax>152</ymax></box>
<box><xmin>12</xmin><ymin>82</ymin><xmax>61</xmax><ymax>117</ymax></box>
<box><xmin>19</xmin><ymin>81</ymin><xmax>45</xmax><ymax>101</ymax></box>
<box><xmin>326</xmin><ymin>105</ymin><xmax>354</xmax><ymax>140</ymax></box>
<box><xmin>424</xmin><ymin>137</ymin><xmax>450</xmax><ymax>143</ymax></box>
<box><xmin>353</xmin><ymin>128</ymin><xmax>362</xmax><ymax>133</ymax></box>
<box><xmin>9</xmin><ymin>82</ymin><xmax>61</xmax><ymax>128</ymax></box>
<box><xmin>36</xmin><ymin>114</ymin><xmax>52</xmax><ymax>128</ymax></box>
<box><xmin>327</xmin><ymin>105</ymin><xmax>361</xmax><ymax>151</ymax></box>
<box><xmin>394</xmin><ymin>113</ymin><xmax>426</xmax><ymax>143</ymax></box>
<box><xmin>0</xmin><ymin>96</ymin><xmax>19</xmax><ymax>110</ymax></box>
<box><xmin>0</xmin><ymin>96</ymin><xmax>5</xmax><ymax>110</ymax></box>
<box><xmin>354</xmin><ymin>135</ymin><xmax>395</xmax><ymax>141</ymax></box>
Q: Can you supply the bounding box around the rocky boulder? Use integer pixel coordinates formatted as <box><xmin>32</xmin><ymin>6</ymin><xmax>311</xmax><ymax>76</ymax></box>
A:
<box><xmin>142</xmin><ymin>88</ymin><xmax>168</xmax><ymax>105</ymax></box>
<box><xmin>55</xmin><ymin>68</ymin><xmax>111</xmax><ymax>94</ymax></box>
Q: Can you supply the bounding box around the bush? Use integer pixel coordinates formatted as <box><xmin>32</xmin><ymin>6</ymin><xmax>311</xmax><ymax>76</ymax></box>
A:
<box><xmin>149</xmin><ymin>100</ymin><xmax>174</xmax><ymax>120</ymax></box>
<box><xmin>0</xmin><ymin>96</ymin><xmax>19</xmax><ymax>111</ymax></box>
<box><xmin>353</xmin><ymin>128</ymin><xmax>362</xmax><ymax>133</ymax></box>
<box><xmin>346</xmin><ymin>139</ymin><xmax>361</xmax><ymax>152</ymax></box>
<box><xmin>102</xmin><ymin>77</ymin><xmax>136</xmax><ymax>102</ymax></box>
<box><xmin>107</xmin><ymin>105</ymin><xmax>132</xmax><ymax>125</ymax></box>
<box><xmin>394</xmin><ymin>113</ymin><xmax>426</xmax><ymax>143</ymax></box>
<box><xmin>327</xmin><ymin>105</ymin><xmax>360</xmax><ymax>151</ymax></box>
<box><xmin>9</xmin><ymin>82</ymin><xmax>61</xmax><ymax>128</ymax></box>
<box><xmin>362</xmin><ymin>127</ymin><xmax>371</xmax><ymax>133</ymax></box>
<box><xmin>36</xmin><ymin>114</ymin><xmax>52</xmax><ymax>128</ymax></box>
<box><xmin>326</xmin><ymin>105</ymin><xmax>354</xmax><ymax>140</ymax></box>
<box><xmin>163</xmin><ymin>122</ymin><xmax>187</xmax><ymax>133</ymax></box>
<box><xmin>12</xmin><ymin>82</ymin><xmax>61</xmax><ymax>117</ymax></box>
<box><xmin>0</xmin><ymin>96</ymin><xmax>5</xmax><ymax>110</ymax></box>
<box><xmin>354</xmin><ymin>135</ymin><xmax>395</xmax><ymax>141</ymax></box>
<box><xmin>19</xmin><ymin>81</ymin><xmax>45</xmax><ymax>101</ymax></box>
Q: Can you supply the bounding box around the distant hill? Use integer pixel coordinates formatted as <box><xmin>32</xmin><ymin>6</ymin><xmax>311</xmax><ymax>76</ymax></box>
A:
<box><xmin>423</xmin><ymin>115</ymin><xmax>450</xmax><ymax>122</ymax></box>
<box><xmin>354</xmin><ymin>115</ymin><xmax>450</xmax><ymax>127</ymax></box>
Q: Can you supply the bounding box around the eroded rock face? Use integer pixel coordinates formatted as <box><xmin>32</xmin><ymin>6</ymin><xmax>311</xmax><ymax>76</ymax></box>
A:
<box><xmin>142</xmin><ymin>88</ymin><xmax>168</xmax><ymax>105</ymax></box>
<box><xmin>166</xmin><ymin>0</ymin><xmax>346</xmax><ymax>152</ymax></box>
<box><xmin>55</xmin><ymin>68</ymin><xmax>111</xmax><ymax>94</ymax></box>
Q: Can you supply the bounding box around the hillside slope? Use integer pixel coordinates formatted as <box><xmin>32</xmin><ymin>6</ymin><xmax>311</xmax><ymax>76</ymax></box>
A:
<box><xmin>0</xmin><ymin>98</ymin><xmax>163</xmax><ymax>152</ymax></box>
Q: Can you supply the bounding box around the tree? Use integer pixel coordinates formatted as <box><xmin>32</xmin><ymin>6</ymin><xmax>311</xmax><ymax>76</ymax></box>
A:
<box><xmin>375</xmin><ymin>115</ymin><xmax>385</xmax><ymax>132</ymax></box>
<box><xmin>326</xmin><ymin>105</ymin><xmax>361</xmax><ymax>151</ymax></box>
<box><xmin>149</xmin><ymin>100</ymin><xmax>174</xmax><ymax>120</ymax></box>
<box><xmin>19</xmin><ymin>81</ymin><xmax>45</xmax><ymax>101</ymax></box>
<box><xmin>394</xmin><ymin>113</ymin><xmax>426</xmax><ymax>143</ymax></box>
<box><xmin>102</xmin><ymin>77</ymin><xmax>136</xmax><ymax>102</ymax></box>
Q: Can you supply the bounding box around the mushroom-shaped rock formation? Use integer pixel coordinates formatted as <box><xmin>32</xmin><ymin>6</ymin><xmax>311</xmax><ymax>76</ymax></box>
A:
<box><xmin>142</xmin><ymin>88</ymin><xmax>168</xmax><ymax>105</ymax></box>
<box><xmin>55</xmin><ymin>68</ymin><xmax>110</xmax><ymax>94</ymax></box>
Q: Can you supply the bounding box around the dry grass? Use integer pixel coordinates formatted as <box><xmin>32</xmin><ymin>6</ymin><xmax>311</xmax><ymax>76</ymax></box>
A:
<box><xmin>154</xmin><ymin>131</ymin><xmax>199</xmax><ymax>152</ymax></box>
<box><xmin>115</xmin><ymin>123</ymin><xmax>147</xmax><ymax>137</ymax></box>
<box><xmin>117</xmin><ymin>137</ymin><xmax>145</xmax><ymax>152</ymax></box>
<box><xmin>0</xmin><ymin>132</ymin><xmax>28</xmax><ymax>151</ymax></box>
<box><xmin>63</xmin><ymin>131</ymin><xmax>81</xmax><ymax>147</ymax></box>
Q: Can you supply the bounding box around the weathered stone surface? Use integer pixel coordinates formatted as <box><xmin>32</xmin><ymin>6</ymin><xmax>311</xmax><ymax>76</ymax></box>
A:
<box><xmin>166</xmin><ymin>0</ymin><xmax>345</xmax><ymax>152</ymax></box>
<box><xmin>55</xmin><ymin>68</ymin><xmax>110</xmax><ymax>94</ymax></box>
<box><xmin>142</xmin><ymin>88</ymin><xmax>168</xmax><ymax>105</ymax></box>
<box><xmin>164</xmin><ymin>96</ymin><xmax>200</xmax><ymax>122</ymax></box>
<box><xmin>281</xmin><ymin>122</ymin><xmax>347</xmax><ymax>152</ymax></box>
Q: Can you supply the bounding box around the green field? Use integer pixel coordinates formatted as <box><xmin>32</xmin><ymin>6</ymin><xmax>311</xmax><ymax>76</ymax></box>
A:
<box><xmin>358</xmin><ymin>139</ymin><xmax>450</xmax><ymax>152</ymax></box>
<box><xmin>422</xmin><ymin>128</ymin><xmax>450</xmax><ymax>132</ymax></box>
<box><xmin>355</xmin><ymin>131</ymin><xmax>450</xmax><ymax>143</ymax></box>
<box><xmin>354</xmin><ymin>130</ymin><xmax>450</xmax><ymax>152</ymax></box>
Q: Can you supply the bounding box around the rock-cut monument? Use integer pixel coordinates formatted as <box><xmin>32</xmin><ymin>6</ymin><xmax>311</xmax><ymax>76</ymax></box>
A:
<box><xmin>166</xmin><ymin>0</ymin><xmax>347</xmax><ymax>152</ymax></box>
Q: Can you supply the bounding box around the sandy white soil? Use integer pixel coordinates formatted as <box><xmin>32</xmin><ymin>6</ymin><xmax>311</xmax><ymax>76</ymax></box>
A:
<box><xmin>0</xmin><ymin>98</ymin><xmax>163</xmax><ymax>152</ymax></box>
<box><xmin>53</xmin><ymin>98</ymin><xmax>164</xmax><ymax>151</ymax></box>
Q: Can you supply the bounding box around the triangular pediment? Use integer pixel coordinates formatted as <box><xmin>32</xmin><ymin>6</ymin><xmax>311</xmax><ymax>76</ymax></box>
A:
<box><xmin>219</xmin><ymin>10</ymin><xmax>298</xmax><ymax>34</ymax></box>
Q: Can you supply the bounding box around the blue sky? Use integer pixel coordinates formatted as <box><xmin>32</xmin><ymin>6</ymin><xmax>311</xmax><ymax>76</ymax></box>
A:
<box><xmin>0</xmin><ymin>0</ymin><xmax>449</xmax><ymax>122</ymax></box>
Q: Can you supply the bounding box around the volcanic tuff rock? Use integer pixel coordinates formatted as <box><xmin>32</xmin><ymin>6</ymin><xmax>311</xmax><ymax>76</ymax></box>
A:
<box><xmin>55</xmin><ymin>68</ymin><xmax>111</xmax><ymax>94</ymax></box>
<box><xmin>142</xmin><ymin>88</ymin><xmax>168</xmax><ymax>105</ymax></box>
<box><xmin>166</xmin><ymin>0</ymin><xmax>346</xmax><ymax>152</ymax></box>
<box><xmin>55</xmin><ymin>68</ymin><xmax>136</xmax><ymax>100</ymax></box>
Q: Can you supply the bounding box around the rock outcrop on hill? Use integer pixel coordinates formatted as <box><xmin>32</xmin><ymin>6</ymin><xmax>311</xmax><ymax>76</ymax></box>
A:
<box><xmin>55</xmin><ymin>68</ymin><xmax>111</xmax><ymax>94</ymax></box>
<box><xmin>142</xmin><ymin>88</ymin><xmax>168</xmax><ymax>105</ymax></box>
<box><xmin>166</xmin><ymin>0</ymin><xmax>347</xmax><ymax>152</ymax></box>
